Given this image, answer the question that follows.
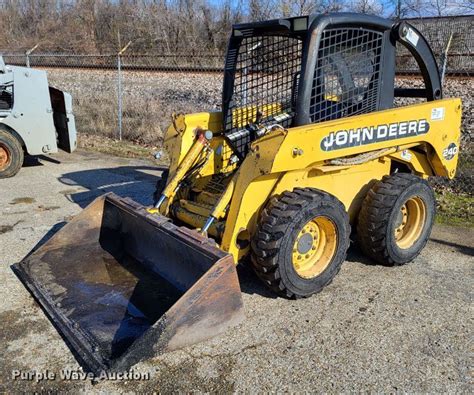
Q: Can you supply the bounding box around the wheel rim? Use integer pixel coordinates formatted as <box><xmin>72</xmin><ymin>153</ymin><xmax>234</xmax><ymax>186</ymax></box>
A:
<box><xmin>0</xmin><ymin>143</ymin><xmax>11</xmax><ymax>171</ymax></box>
<box><xmin>292</xmin><ymin>216</ymin><xmax>337</xmax><ymax>279</ymax></box>
<box><xmin>394</xmin><ymin>196</ymin><xmax>427</xmax><ymax>249</ymax></box>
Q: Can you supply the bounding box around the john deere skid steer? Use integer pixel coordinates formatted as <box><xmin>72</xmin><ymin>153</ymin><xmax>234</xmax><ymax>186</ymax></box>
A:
<box><xmin>14</xmin><ymin>13</ymin><xmax>461</xmax><ymax>375</ymax></box>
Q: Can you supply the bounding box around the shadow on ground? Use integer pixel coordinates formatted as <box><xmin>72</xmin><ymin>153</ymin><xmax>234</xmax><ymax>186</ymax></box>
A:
<box><xmin>237</xmin><ymin>244</ymin><xmax>382</xmax><ymax>299</ymax></box>
<box><xmin>237</xmin><ymin>263</ymin><xmax>278</xmax><ymax>299</ymax></box>
<box><xmin>344</xmin><ymin>243</ymin><xmax>378</xmax><ymax>266</ymax></box>
<box><xmin>58</xmin><ymin>165</ymin><xmax>166</xmax><ymax>208</ymax></box>
<box><xmin>23</xmin><ymin>155</ymin><xmax>62</xmax><ymax>168</ymax></box>
<box><xmin>430</xmin><ymin>238</ymin><xmax>474</xmax><ymax>256</ymax></box>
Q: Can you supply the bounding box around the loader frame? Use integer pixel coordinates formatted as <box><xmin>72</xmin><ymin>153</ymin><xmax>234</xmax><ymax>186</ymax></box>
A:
<box><xmin>162</xmin><ymin>98</ymin><xmax>461</xmax><ymax>262</ymax></box>
<box><xmin>160</xmin><ymin>14</ymin><xmax>460</xmax><ymax>263</ymax></box>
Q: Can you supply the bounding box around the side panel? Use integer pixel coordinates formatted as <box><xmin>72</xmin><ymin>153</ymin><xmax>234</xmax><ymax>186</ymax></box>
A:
<box><xmin>273</xmin><ymin>160</ymin><xmax>391</xmax><ymax>222</ymax></box>
<box><xmin>221</xmin><ymin>159</ymin><xmax>391</xmax><ymax>262</ymax></box>
<box><xmin>221</xmin><ymin>173</ymin><xmax>281</xmax><ymax>261</ymax></box>
<box><xmin>64</xmin><ymin>92</ymin><xmax>77</xmax><ymax>152</ymax></box>
<box><xmin>220</xmin><ymin>99</ymin><xmax>461</xmax><ymax>262</ymax></box>
<box><xmin>1</xmin><ymin>66</ymin><xmax>58</xmax><ymax>155</ymax></box>
<box><xmin>272</xmin><ymin>99</ymin><xmax>462</xmax><ymax>178</ymax></box>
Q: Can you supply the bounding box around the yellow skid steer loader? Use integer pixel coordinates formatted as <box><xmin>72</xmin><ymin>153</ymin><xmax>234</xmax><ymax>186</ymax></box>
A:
<box><xmin>14</xmin><ymin>13</ymin><xmax>461</xmax><ymax>375</ymax></box>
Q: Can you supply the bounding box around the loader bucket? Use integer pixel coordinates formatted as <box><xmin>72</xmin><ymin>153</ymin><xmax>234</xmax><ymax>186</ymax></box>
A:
<box><xmin>13</xmin><ymin>193</ymin><xmax>244</xmax><ymax>375</ymax></box>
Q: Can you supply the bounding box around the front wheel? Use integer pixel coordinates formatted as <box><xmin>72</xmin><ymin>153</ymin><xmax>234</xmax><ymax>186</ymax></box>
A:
<box><xmin>251</xmin><ymin>188</ymin><xmax>350</xmax><ymax>298</ymax></box>
<box><xmin>0</xmin><ymin>129</ymin><xmax>23</xmax><ymax>178</ymax></box>
<box><xmin>357</xmin><ymin>173</ymin><xmax>435</xmax><ymax>265</ymax></box>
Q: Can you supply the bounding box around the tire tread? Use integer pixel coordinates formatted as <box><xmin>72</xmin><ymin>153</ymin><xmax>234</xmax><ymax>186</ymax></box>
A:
<box><xmin>251</xmin><ymin>188</ymin><xmax>350</xmax><ymax>298</ymax></box>
<box><xmin>357</xmin><ymin>173</ymin><xmax>434</xmax><ymax>266</ymax></box>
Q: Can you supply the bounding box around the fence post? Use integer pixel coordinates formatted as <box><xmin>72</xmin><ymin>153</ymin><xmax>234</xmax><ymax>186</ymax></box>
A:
<box><xmin>440</xmin><ymin>33</ymin><xmax>453</xmax><ymax>86</ymax></box>
<box><xmin>117</xmin><ymin>53</ymin><xmax>122</xmax><ymax>140</ymax></box>
<box><xmin>25</xmin><ymin>43</ymin><xmax>39</xmax><ymax>68</ymax></box>
<box><xmin>117</xmin><ymin>41</ymin><xmax>132</xmax><ymax>141</ymax></box>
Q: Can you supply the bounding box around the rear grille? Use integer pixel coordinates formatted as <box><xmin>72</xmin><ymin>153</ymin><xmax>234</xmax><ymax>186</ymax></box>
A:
<box><xmin>224</xmin><ymin>35</ymin><xmax>303</xmax><ymax>157</ymax></box>
<box><xmin>310</xmin><ymin>28</ymin><xmax>383</xmax><ymax>122</ymax></box>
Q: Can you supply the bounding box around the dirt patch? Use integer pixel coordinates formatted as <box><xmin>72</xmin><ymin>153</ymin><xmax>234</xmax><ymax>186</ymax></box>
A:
<box><xmin>0</xmin><ymin>305</ymin><xmax>236</xmax><ymax>392</ymax></box>
<box><xmin>36</xmin><ymin>205</ymin><xmax>61</xmax><ymax>212</ymax></box>
<box><xmin>110</xmin><ymin>354</ymin><xmax>236</xmax><ymax>393</ymax></box>
<box><xmin>9</xmin><ymin>197</ymin><xmax>36</xmax><ymax>205</ymax></box>
<box><xmin>78</xmin><ymin>133</ymin><xmax>165</xmax><ymax>162</ymax></box>
<box><xmin>59</xmin><ymin>189</ymin><xmax>80</xmax><ymax>195</ymax></box>
<box><xmin>0</xmin><ymin>221</ymin><xmax>23</xmax><ymax>235</ymax></box>
<box><xmin>2</xmin><ymin>211</ymin><xmax>28</xmax><ymax>216</ymax></box>
<box><xmin>0</xmin><ymin>309</ymin><xmax>69</xmax><ymax>392</ymax></box>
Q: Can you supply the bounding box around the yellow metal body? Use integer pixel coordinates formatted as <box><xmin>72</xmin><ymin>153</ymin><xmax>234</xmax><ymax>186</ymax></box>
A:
<box><xmin>160</xmin><ymin>99</ymin><xmax>462</xmax><ymax>263</ymax></box>
<box><xmin>232</xmin><ymin>103</ymin><xmax>282</xmax><ymax>128</ymax></box>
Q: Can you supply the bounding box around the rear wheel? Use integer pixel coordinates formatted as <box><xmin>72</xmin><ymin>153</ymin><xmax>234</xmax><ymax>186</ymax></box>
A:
<box><xmin>251</xmin><ymin>188</ymin><xmax>350</xmax><ymax>298</ymax></box>
<box><xmin>0</xmin><ymin>129</ymin><xmax>23</xmax><ymax>178</ymax></box>
<box><xmin>357</xmin><ymin>173</ymin><xmax>435</xmax><ymax>265</ymax></box>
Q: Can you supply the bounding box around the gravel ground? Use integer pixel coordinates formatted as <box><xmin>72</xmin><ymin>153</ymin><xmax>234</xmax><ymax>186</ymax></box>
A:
<box><xmin>0</xmin><ymin>150</ymin><xmax>472</xmax><ymax>392</ymax></box>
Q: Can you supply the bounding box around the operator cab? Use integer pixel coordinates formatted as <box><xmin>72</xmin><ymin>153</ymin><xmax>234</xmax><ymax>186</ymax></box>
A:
<box><xmin>222</xmin><ymin>13</ymin><xmax>442</xmax><ymax>159</ymax></box>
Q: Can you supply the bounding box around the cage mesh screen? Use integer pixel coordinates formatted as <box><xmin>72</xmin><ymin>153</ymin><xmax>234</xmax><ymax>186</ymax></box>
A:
<box><xmin>311</xmin><ymin>28</ymin><xmax>383</xmax><ymax>123</ymax></box>
<box><xmin>225</xmin><ymin>35</ymin><xmax>303</xmax><ymax>157</ymax></box>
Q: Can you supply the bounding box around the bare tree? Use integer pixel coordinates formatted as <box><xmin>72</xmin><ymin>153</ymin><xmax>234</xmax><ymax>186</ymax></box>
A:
<box><xmin>349</xmin><ymin>0</ymin><xmax>384</xmax><ymax>15</ymax></box>
<box><xmin>0</xmin><ymin>0</ymin><xmax>471</xmax><ymax>54</ymax></box>
<box><xmin>389</xmin><ymin>0</ymin><xmax>474</xmax><ymax>17</ymax></box>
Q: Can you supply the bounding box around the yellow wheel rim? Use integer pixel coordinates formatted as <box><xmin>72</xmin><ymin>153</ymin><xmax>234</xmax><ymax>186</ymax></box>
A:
<box><xmin>292</xmin><ymin>216</ymin><xmax>337</xmax><ymax>279</ymax></box>
<box><xmin>394</xmin><ymin>196</ymin><xmax>426</xmax><ymax>249</ymax></box>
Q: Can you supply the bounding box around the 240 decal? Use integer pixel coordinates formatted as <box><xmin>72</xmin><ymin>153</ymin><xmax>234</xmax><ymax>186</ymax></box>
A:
<box><xmin>442</xmin><ymin>143</ymin><xmax>458</xmax><ymax>160</ymax></box>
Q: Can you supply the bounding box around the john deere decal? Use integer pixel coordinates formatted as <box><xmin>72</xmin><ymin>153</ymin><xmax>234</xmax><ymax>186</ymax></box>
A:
<box><xmin>321</xmin><ymin>119</ymin><xmax>430</xmax><ymax>151</ymax></box>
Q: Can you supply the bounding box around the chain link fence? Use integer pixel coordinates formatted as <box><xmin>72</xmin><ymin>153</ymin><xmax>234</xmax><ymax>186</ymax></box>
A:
<box><xmin>0</xmin><ymin>15</ymin><xmax>472</xmax><ymax>198</ymax></box>
<box><xmin>396</xmin><ymin>15</ymin><xmax>473</xmax><ymax>76</ymax></box>
<box><xmin>1</xmin><ymin>53</ymin><xmax>225</xmax><ymax>143</ymax></box>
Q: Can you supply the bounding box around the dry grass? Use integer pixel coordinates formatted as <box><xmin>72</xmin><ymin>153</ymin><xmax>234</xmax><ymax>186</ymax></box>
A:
<box><xmin>77</xmin><ymin>133</ymin><xmax>172</xmax><ymax>170</ymax></box>
<box><xmin>46</xmin><ymin>68</ymin><xmax>222</xmax><ymax>144</ymax></box>
<box><xmin>436</xmin><ymin>191</ymin><xmax>474</xmax><ymax>227</ymax></box>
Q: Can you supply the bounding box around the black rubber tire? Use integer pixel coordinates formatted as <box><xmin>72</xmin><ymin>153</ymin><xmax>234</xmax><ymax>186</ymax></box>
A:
<box><xmin>0</xmin><ymin>129</ymin><xmax>23</xmax><ymax>178</ymax></box>
<box><xmin>357</xmin><ymin>173</ymin><xmax>435</xmax><ymax>266</ymax></box>
<box><xmin>153</xmin><ymin>169</ymin><xmax>169</xmax><ymax>205</ymax></box>
<box><xmin>251</xmin><ymin>188</ymin><xmax>351</xmax><ymax>299</ymax></box>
